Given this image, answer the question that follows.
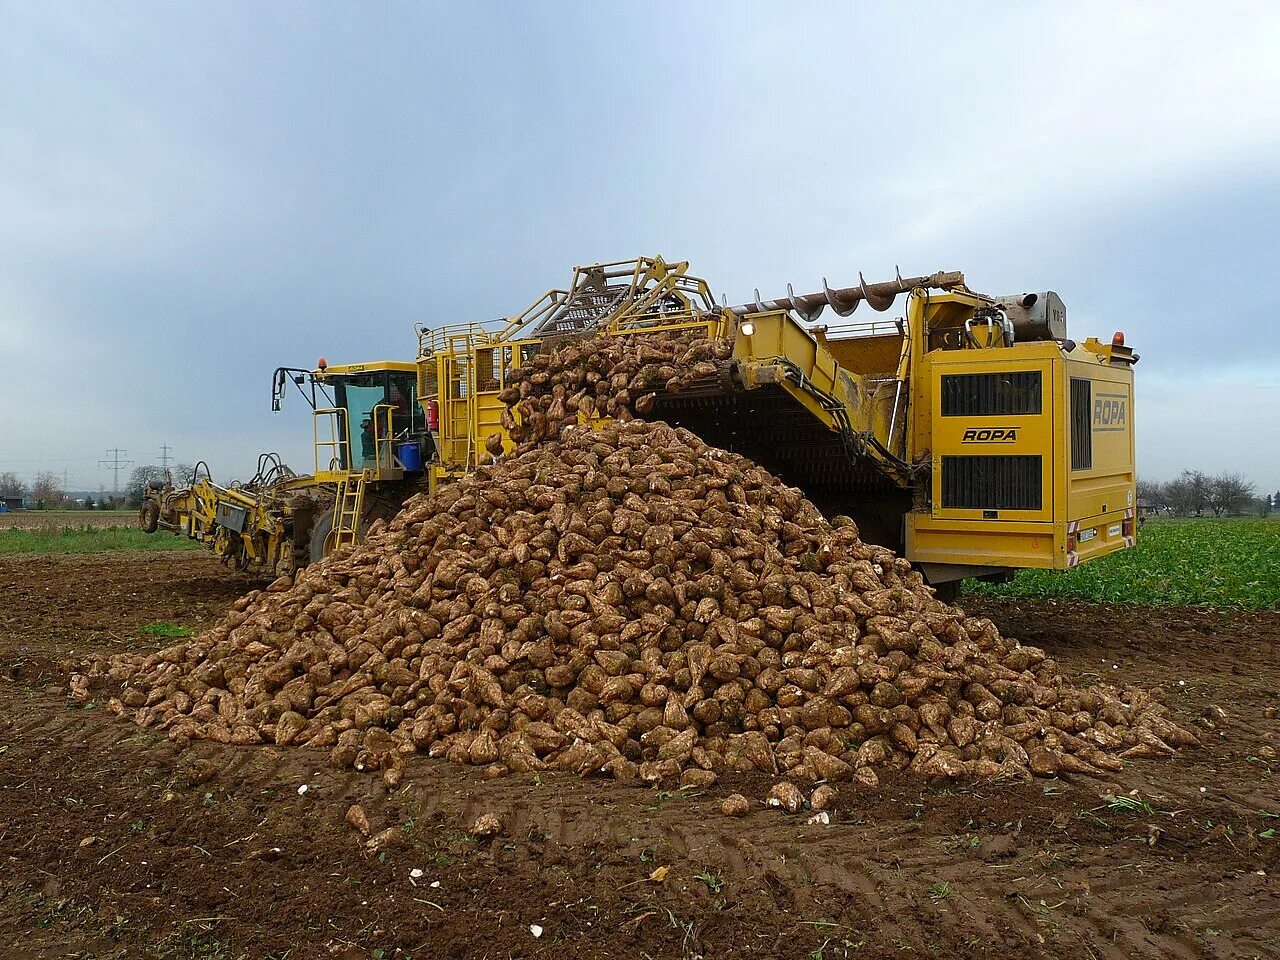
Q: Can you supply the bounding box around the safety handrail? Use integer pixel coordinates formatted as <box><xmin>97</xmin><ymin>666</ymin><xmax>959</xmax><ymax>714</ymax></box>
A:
<box><xmin>313</xmin><ymin>407</ymin><xmax>349</xmax><ymax>474</ymax></box>
<box><xmin>369</xmin><ymin>403</ymin><xmax>401</xmax><ymax>474</ymax></box>
<box><xmin>415</xmin><ymin>321</ymin><xmax>499</xmax><ymax>358</ymax></box>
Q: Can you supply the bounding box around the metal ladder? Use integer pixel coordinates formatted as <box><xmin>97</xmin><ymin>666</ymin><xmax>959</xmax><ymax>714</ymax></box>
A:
<box><xmin>332</xmin><ymin>471</ymin><xmax>367</xmax><ymax>550</ymax></box>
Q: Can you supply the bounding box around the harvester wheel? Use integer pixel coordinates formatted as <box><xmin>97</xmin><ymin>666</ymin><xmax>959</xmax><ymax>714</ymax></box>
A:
<box><xmin>309</xmin><ymin>498</ymin><xmax>384</xmax><ymax>565</ymax></box>
<box><xmin>309</xmin><ymin>509</ymin><xmax>336</xmax><ymax>565</ymax></box>
<box><xmin>138</xmin><ymin>500</ymin><xmax>160</xmax><ymax>534</ymax></box>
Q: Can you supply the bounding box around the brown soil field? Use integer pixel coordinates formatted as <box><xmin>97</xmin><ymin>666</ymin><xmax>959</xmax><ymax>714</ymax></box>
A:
<box><xmin>1</xmin><ymin>551</ymin><xmax>1277</xmax><ymax>960</ymax></box>
<box><xmin>0</xmin><ymin>510</ymin><xmax>136</xmax><ymax>531</ymax></box>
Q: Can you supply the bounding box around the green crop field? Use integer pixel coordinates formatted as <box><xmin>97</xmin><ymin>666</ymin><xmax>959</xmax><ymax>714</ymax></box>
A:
<box><xmin>966</xmin><ymin>516</ymin><xmax>1280</xmax><ymax>611</ymax></box>
<box><xmin>0</xmin><ymin>527</ymin><xmax>200</xmax><ymax>555</ymax></box>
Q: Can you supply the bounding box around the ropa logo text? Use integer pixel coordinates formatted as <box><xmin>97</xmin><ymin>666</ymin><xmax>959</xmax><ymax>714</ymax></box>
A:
<box><xmin>961</xmin><ymin>427</ymin><xmax>1018</xmax><ymax>443</ymax></box>
<box><xmin>1093</xmin><ymin>396</ymin><xmax>1127</xmax><ymax>428</ymax></box>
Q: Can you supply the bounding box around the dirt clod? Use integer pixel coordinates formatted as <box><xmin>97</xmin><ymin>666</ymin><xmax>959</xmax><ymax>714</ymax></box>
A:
<box><xmin>181</xmin><ymin>758</ymin><xmax>221</xmax><ymax>786</ymax></box>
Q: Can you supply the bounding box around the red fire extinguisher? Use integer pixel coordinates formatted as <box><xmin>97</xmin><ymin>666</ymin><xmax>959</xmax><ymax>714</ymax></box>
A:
<box><xmin>425</xmin><ymin>398</ymin><xmax>440</xmax><ymax>431</ymax></box>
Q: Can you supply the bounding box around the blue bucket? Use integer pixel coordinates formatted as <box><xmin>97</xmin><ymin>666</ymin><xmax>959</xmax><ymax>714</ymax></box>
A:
<box><xmin>397</xmin><ymin>441</ymin><xmax>423</xmax><ymax>472</ymax></box>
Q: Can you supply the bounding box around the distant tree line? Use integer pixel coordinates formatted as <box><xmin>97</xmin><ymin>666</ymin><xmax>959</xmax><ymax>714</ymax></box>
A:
<box><xmin>0</xmin><ymin>469</ymin><xmax>136</xmax><ymax>510</ymax></box>
<box><xmin>1138</xmin><ymin>471</ymin><xmax>1273</xmax><ymax>517</ymax></box>
<box><xmin>0</xmin><ymin>470</ymin><xmax>77</xmax><ymax>509</ymax></box>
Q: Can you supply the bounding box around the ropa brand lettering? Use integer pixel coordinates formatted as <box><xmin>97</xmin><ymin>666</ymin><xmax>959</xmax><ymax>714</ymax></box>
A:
<box><xmin>1093</xmin><ymin>395</ymin><xmax>1127</xmax><ymax>429</ymax></box>
<box><xmin>961</xmin><ymin>427</ymin><xmax>1018</xmax><ymax>443</ymax></box>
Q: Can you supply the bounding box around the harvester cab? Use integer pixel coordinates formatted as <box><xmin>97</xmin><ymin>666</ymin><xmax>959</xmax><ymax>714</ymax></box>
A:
<box><xmin>273</xmin><ymin>359</ymin><xmax>437</xmax><ymax>561</ymax></box>
<box><xmin>141</xmin><ymin>360</ymin><xmax>441</xmax><ymax>577</ymax></box>
<box><xmin>303</xmin><ymin>361</ymin><xmax>431</xmax><ymax>481</ymax></box>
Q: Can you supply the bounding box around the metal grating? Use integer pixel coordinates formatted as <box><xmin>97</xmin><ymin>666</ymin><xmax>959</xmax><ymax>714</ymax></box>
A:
<box><xmin>941</xmin><ymin>371</ymin><xmax>1042</xmax><ymax>417</ymax></box>
<box><xmin>536</xmin><ymin>287</ymin><xmax>630</xmax><ymax>335</ymax></box>
<box><xmin>941</xmin><ymin>455</ymin><xmax>1042</xmax><ymax>511</ymax></box>
<box><xmin>1071</xmin><ymin>378</ymin><xmax>1093</xmax><ymax>471</ymax></box>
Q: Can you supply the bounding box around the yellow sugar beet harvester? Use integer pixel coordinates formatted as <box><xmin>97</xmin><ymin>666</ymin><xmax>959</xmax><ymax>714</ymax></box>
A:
<box><xmin>144</xmin><ymin>256</ymin><xmax>1138</xmax><ymax>596</ymax></box>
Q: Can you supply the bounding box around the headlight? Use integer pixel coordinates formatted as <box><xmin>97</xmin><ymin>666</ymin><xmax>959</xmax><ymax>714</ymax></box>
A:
<box><xmin>741</xmin><ymin>321</ymin><xmax>755</xmax><ymax>336</ymax></box>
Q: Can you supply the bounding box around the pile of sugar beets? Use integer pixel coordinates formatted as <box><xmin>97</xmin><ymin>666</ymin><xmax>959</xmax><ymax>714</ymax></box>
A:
<box><xmin>78</xmin><ymin>330</ymin><xmax>1198</xmax><ymax>792</ymax></box>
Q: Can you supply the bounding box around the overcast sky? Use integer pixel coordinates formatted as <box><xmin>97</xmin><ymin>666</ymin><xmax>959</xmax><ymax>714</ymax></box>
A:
<box><xmin>2</xmin><ymin>1</ymin><xmax>1278</xmax><ymax>494</ymax></box>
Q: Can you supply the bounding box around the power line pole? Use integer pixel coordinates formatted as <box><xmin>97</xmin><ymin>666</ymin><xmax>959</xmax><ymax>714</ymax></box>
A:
<box><xmin>159</xmin><ymin>443</ymin><xmax>173</xmax><ymax>470</ymax></box>
<box><xmin>99</xmin><ymin>448</ymin><xmax>134</xmax><ymax>494</ymax></box>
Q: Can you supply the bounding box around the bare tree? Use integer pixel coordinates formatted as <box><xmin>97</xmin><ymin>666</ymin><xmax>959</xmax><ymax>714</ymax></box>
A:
<box><xmin>1164</xmin><ymin>470</ymin><xmax>1209</xmax><ymax>516</ymax></box>
<box><xmin>0</xmin><ymin>471</ymin><xmax>27</xmax><ymax>500</ymax></box>
<box><xmin>1136</xmin><ymin>478</ymin><xmax>1167</xmax><ymax>513</ymax></box>
<box><xmin>1206</xmin><ymin>472</ymin><xmax>1256</xmax><ymax>516</ymax></box>
<box><xmin>31</xmin><ymin>471</ymin><xmax>65</xmax><ymax>509</ymax></box>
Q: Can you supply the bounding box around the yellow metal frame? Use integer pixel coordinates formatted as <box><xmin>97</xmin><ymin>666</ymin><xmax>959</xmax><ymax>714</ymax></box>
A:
<box><xmin>313</xmin><ymin>373</ymin><xmax>409</xmax><ymax>483</ymax></box>
<box><xmin>156</xmin><ymin>476</ymin><xmax>296</xmax><ymax>575</ymax></box>
<box><xmin>486</xmin><ymin>256</ymin><xmax>717</xmax><ymax>342</ymax></box>
<box><xmin>332</xmin><ymin>472</ymin><xmax>367</xmax><ymax>549</ymax></box>
<box><xmin>736</xmin><ymin>310</ymin><xmax>866</xmax><ymax>429</ymax></box>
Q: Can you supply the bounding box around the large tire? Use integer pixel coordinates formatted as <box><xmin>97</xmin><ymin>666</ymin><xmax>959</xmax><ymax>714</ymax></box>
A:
<box><xmin>138</xmin><ymin>500</ymin><xmax>160</xmax><ymax>534</ymax></box>
<box><xmin>309</xmin><ymin>508</ymin><xmax>337</xmax><ymax>565</ymax></box>
<box><xmin>309</xmin><ymin>488</ymin><xmax>412</xmax><ymax>565</ymax></box>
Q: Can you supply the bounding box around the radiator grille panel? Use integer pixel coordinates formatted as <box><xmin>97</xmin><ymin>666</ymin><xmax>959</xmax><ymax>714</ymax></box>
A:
<box><xmin>941</xmin><ymin>371</ymin><xmax>1042</xmax><ymax>416</ymax></box>
<box><xmin>1070</xmin><ymin>378</ymin><xmax>1093</xmax><ymax>470</ymax></box>
<box><xmin>941</xmin><ymin>455</ymin><xmax>1043</xmax><ymax>511</ymax></box>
